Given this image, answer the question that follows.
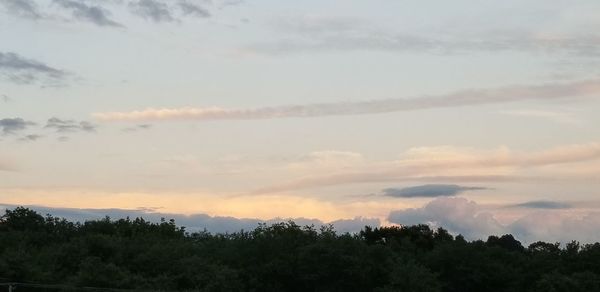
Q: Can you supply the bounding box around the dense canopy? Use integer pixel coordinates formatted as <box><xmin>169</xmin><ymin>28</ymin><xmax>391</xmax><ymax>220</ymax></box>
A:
<box><xmin>1</xmin><ymin>207</ymin><xmax>600</xmax><ymax>291</ymax></box>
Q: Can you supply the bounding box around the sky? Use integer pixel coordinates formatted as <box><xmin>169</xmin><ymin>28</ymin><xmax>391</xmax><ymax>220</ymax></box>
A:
<box><xmin>1</xmin><ymin>0</ymin><xmax>600</xmax><ymax>243</ymax></box>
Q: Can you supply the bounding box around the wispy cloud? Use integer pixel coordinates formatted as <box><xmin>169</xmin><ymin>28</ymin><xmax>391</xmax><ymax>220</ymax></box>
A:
<box><xmin>500</xmin><ymin>109</ymin><xmax>583</xmax><ymax>125</ymax></box>
<box><xmin>254</xmin><ymin>142</ymin><xmax>600</xmax><ymax>193</ymax></box>
<box><xmin>93</xmin><ymin>79</ymin><xmax>600</xmax><ymax>122</ymax></box>
<box><xmin>18</xmin><ymin>134</ymin><xmax>43</xmax><ymax>142</ymax></box>
<box><xmin>250</xmin><ymin>15</ymin><xmax>600</xmax><ymax>57</ymax></box>
<box><xmin>510</xmin><ymin>200</ymin><xmax>572</xmax><ymax>210</ymax></box>
<box><xmin>129</xmin><ymin>0</ymin><xmax>175</xmax><ymax>23</ymax></box>
<box><xmin>0</xmin><ymin>159</ymin><xmax>17</xmax><ymax>172</ymax></box>
<box><xmin>122</xmin><ymin>124</ymin><xmax>152</xmax><ymax>133</ymax></box>
<box><xmin>53</xmin><ymin>0</ymin><xmax>124</xmax><ymax>27</ymax></box>
<box><xmin>45</xmin><ymin>117</ymin><xmax>97</xmax><ymax>133</ymax></box>
<box><xmin>383</xmin><ymin>184</ymin><xmax>487</xmax><ymax>198</ymax></box>
<box><xmin>1</xmin><ymin>0</ymin><xmax>42</xmax><ymax>19</ymax></box>
<box><xmin>177</xmin><ymin>0</ymin><xmax>210</xmax><ymax>18</ymax></box>
<box><xmin>3</xmin><ymin>0</ymin><xmax>216</xmax><ymax>26</ymax></box>
<box><xmin>0</xmin><ymin>52</ymin><xmax>69</xmax><ymax>86</ymax></box>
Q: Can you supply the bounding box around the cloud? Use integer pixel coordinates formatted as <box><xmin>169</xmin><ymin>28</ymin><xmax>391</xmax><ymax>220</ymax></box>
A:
<box><xmin>510</xmin><ymin>200</ymin><xmax>572</xmax><ymax>210</ymax></box>
<box><xmin>0</xmin><ymin>160</ymin><xmax>17</xmax><ymax>172</ymax></box>
<box><xmin>4</xmin><ymin>0</ymin><xmax>216</xmax><ymax>25</ymax></box>
<box><xmin>0</xmin><ymin>204</ymin><xmax>379</xmax><ymax>234</ymax></box>
<box><xmin>217</xmin><ymin>0</ymin><xmax>244</xmax><ymax>7</ymax></box>
<box><xmin>383</xmin><ymin>184</ymin><xmax>486</xmax><ymax>198</ymax></box>
<box><xmin>53</xmin><ymin>0</ymin><xmax>124</xmax><ymax>27</ymax></box>
<box><xmin>1</xmin><ymin>94</ymin><xmax>10</xmax><ymax>103</ymax></box>
<box><xmin>122</xmin><ymin>124</ymin><xmax>152</xmax><ymax>132</ymax></box>
<box><xmin>388</xmin><ymin>197</ymin><xmax>600</xmax><ymax>244</ymax></box>
<box><xmin>388</xmin><ymin>197</ymin><xmax>505</xmax><ymax>240</ymax></box>
<box><xmin>129</xmin><ymin>0</ymin><xmax>175</xmax><ymax>22</ymax></box>
<box><xmin>1</xmin><ymin>0</ymin><xmax>41</xmax><ymax>19</ymax></box>
<box><xmin>177</xmin><ymin>0</ymin><xmax>210</xmax><ymax>18</ymax></box>
<box><xmin>45</xmin><ymin>117</ymin><xmax>97</xmax><ymax>133</ymax></box>
<box><xmin>18</xmin><ymin>134</ymin><xmax>43</xmax><ymax>142</ymax></box>
<box><xmin>500</xmin><ymin>109</ymin><xmax>582</xmax><ymax>125</ymax></box>
<box><xmin>251</xmin><ymin>16</ymin><xmax>600</xmax><ymax>56</ymax></box>
<box><xmin>254</xmin><ymin>142</ymin><xmax>600</xmax><ymax>193</ymax></box>
<box><xmin>0</xmin><ymin>118</ymin><xmax>36</xmax><ymax>135</ymax></box>
<box><xmin>0</xmin><ymin>52</ymin><xmax>68</xmax><ymax>85</ymax></box>
<box><xmin>93</xmin><ymin>79</ymin><xmax>600</xmax><ymax>122</ymax></box>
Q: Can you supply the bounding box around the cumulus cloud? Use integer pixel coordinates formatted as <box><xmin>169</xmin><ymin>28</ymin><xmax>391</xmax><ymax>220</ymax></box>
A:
<box><xmin>45</xmin><ymin>117</ymin><xmax>97</xmax><ymax>133</ymax></box>
<box><xmin>53</xmin><ymin>0</ymin><xmax>124</xmax><ymax>27</ymax></box>
<box><xmin>510</xmin><ymin>200</ymin><xmax>572</xmax><ymax>210</ymax></box>
<box><xmin>383</xmin><ymin>184</ymin><xmax>486</xmax><ymax>198</ymax></box>
<box><xmin>93</xmin><ymin>79</ymin><xmax>600</xmax><ymax>122</ymax></box>
<box><xmin>0</xmin><ymin>52</ymin><xmax>68</xmax><ymax>85</ymax></box>
<box><xmin>388</xmin><ymin>197</ymin><xmax>505</xmax><ymax>240</ymax></box>
<box><xmin>0</xmin><ymin>118</ymin><xmax>36</xmax><ymax>135</ymax></box>
<box><xmin>1</xmin><ymin>0</ymin><xmax>41</xmax><ymax>19</ymax></box>
<box><xmin>129</xmin><ymin>0</ymin><xmax>175</xmax><ymax>22</ymax></box>
<box><xmin>388</xmin><ymin>197</ymin><xmax>600</xmax><ymax>244</ymax></box>
<box><xmin>0</xmin><ymin>204</ymin><xmax>379</xmax><ymax>234</ymax></box>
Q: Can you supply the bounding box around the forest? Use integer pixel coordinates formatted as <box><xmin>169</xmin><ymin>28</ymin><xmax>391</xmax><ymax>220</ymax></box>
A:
<box><xmin>1</xmin><ymin>207</ymin><xmax>600</xmax><ymax>292</ymax></box>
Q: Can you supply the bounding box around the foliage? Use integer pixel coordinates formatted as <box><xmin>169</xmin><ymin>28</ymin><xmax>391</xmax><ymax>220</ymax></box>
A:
<box><xmin>1</xmin><ymin>207</ymin><xmax>599</xmax><ymax>291</ymax></box>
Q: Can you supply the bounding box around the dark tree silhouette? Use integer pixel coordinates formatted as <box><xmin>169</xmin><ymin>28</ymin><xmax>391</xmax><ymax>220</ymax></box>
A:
<box><xmin>0</xmin><ymin>207</ymin><xmax>598</xmax><ymax>291</ymax></box>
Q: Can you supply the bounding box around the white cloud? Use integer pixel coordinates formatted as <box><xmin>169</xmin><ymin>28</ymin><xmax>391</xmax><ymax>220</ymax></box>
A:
<box><xmin>254</xmin><ymin>142</ymin><xmax>600</xmax><ymax>193</ymax></box>
<box><xmin>388</xmin><ymin>197</ymin><xmax>600</xmax><ymax>244</ymax></box>
<box><xmin>93</xmin><ymin>79</ymin><xmax>600</xmax><ymax>122</ymax></box>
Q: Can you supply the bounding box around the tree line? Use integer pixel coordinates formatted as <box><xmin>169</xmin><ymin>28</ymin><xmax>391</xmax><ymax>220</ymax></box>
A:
<box><xmin>1</xmin><ymin>206</ymin><xmax>600</xmax><ymax>291</ymax></box>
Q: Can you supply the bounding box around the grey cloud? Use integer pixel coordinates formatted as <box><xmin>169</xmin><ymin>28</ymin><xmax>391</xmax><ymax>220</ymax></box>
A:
<box><xmin>1</xmin><ymin>0</ymin><xmax>41</xmax><ymax>19</ymax></box>
<box><xmin>53</xmin><ymin>0</ymin><xmax>124</xmax><ymax>27</ymax></box>
<box><xmin>218</xmin><ymin>0</ymin><xmax>244</xmax><ymax>7</ymax></box>
<box><xmin>511</xmin><ymin>200</ymin><xmax>572</xmax><ymax>210</ymax></box>
<box><xmin>383</xmin><ymin>184</ymin><xmax>486</xmax><ymax>198</ymax></box>
<box><xmin>129</xmin><ymin>0</ymin><xmax>175</xmax><ymax>22</ymax></box>
<box><xmin>0</xmin><ymin>204</ymin><xmax>379</xmax><ymax>234</ymax></box>
<box><xmin>0</xmin><ymin>118</ymin><xmax>36</xmax><ymax>135</ymax></box>
<box><xmin>18</xmin><ymin>134</ymin><xmax>43</xmax><ymax>142</ymax></box>
<box><xmin>122</xmin><ymin>124</ymin><xmax>152</xmax><ymax>132</ymax></box>
<box><xmin>45</xmin><ymin>117</ymin><xmax>97</xmax><ymax>133</ymax></box>
<box><xmin>0</xmin><ymin>52</ymin><xmax>68</xmax><ymax>86</ymax></box>
<box><xmin>5</xmin><ymin>0</ymin><xmax>218</xmax><ymax>25</ymax></box>
<box><xmin>94</xmin><ymin>79</ymin><xmax>600</xmax><ymax>121</ymax></box>
<box><xmin>1</xmin><ymin>94</ymin><xmax>9</xmax><ymax>103</ymax></box>
<box><xmin>178</xmin><ymin>0</ymin><xmax>210</xmax><ymax>18</ymax></box>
